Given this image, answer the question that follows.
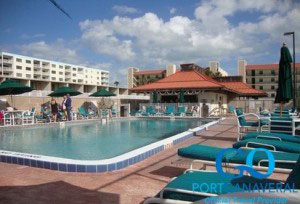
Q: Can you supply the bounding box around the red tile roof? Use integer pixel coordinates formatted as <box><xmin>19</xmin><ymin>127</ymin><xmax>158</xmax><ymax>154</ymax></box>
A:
<box><xmin>134</xmin><ymin>69</ymin><xmax>165</xmax><ymax>75</ymax></box>
<box><xmin>131</xmin><ymin>70</ymin><xmax>224</xmax><ymax>91</ymax></box>
<box><xmin>131</xmin><ymin>69</ymin><xmax>266</xmax><ymax>97</ymax></box>
<box><xmin>220</xmin><ymin>82</ymin><xmax>267</xmax><ymax>96</ymax></box>
<box><xmin>246</xmin><ymin>63</ymin><xmax>300</xmax><ymax>70</ymax></box>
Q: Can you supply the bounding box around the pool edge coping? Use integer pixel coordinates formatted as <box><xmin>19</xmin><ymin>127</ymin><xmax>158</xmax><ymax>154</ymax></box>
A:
<box><xmin>0</xmin><ymin>117</ymin><xmax>224</xmax><ymax>173</ymax></box>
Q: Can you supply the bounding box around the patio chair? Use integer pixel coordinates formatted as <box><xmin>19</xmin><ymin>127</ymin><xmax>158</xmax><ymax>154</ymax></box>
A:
<box><xmin>234</xmin><ymin>108</ymin><xmax>269</xmax><ymax>141</ymax></box>
<box><xmin>164</xmin><ymin>105</ymin><xmax>175</xmax><ymax>116</ymax></box>
<box><xmin>111</xmin><ymin>108</ymin><xmax>118</xmax><ymax>117</ymax></box>
<box><xmin>1</xmin><ymin>111</ymin><xmax>12</xmax><ymax>126</ymax></box>
<box><xmin>242</xmin><ymin>132</ymin><xmax>300</xmax><ymax>144</ymax></box>
<box><xmin>174</xmin><ymin>106</ymin><xmax>186</xmax><ymax>117</ymax></box>
<box><xmin>78</xmin><ymin>107</ymin><xmax>89</xmax><ymax>119</ymax></box>
<box><xmin>22</xmin><ymin>107</ymin><xmax>35</xmax><ymax>125</ymax></box>
<box><xmin>144</xmin><ymin>157</ymin><xmax>300</xmax><ymax>204</ymax></box>
<box><xmin>141</xmin><ymin>106</ymin><xmax>157</xmax><ymax>116</ymax></box>
<box><xmin>177</xmin><ymin>144</ymin><xmax>299</xmax><ymax>173</ymax></box>
<box><xmin>233</xmin><ymin>138</ymin><xmax>300</xmax><ymax>154</ymax></box>
<box><xmin>35</xmin><ymin>107</ymin><xmax>51</xmax><ymax>123</ymax></box>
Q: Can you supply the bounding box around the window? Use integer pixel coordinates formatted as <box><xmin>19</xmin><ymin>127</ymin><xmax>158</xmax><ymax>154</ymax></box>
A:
<box><xmin>26</xmin><ymin>67</ymin><xmax>31</xmax><ymax>71</ymax></box>
<box><xmin>252</xmin><ymin>85</ymin><xmax>255</xmax><ymax>89</ymax></box>
<box><xmin>73</xmin><ymin>79</ymin><xmax>76</xmax><ymax>82</ymax></box>
<box><xmin>271</xmin><ymin>86</ymin><xmax>275</xmax><ymax>90</ymax></box>
<box><xmin>52</xmin><ymin>64</ymin><xmax>56</xmax><ymax>68</ymax></box>
<box><xmin>26</xmin><ymin>74</ymin><xmax>31</xmax><ymax>78</ymax></box>
<box><xmin>59</xmin><ymin>72</ymin><xmax>63</xmax><ymax>75</ymax></box>
<box><xmin>26</xmin><ymin>60</ymin><xmax>31</xmax><ymax>64</ymax></box>
<box><xmin>51</xmin><ymin>77</ymin><xmax>56</xmax><ymax>80</ymax></box>
<box><xmin>16</xmin><ymin>73</ymin><xmax>22</xmax><ymax>77</ymax></box>
<box><xmin>51</xmin><ymin>71</ymin><xmax>56</xmax><ymax>74</ymax></box>
<box><xmin>16</xmin><ymin>66</ymin><xmax>22</xmax><ymax>70</ymax></box>
<box><xmin>259</xmin><ymin>71</ymin><xmax>263</xmax><ymax>75</ymax></box>
<box><xmin>259</xmin><ymin>78</ymin><xmax>263</xmax><ymax>82</ymax></box>
<box><xmin>73</xmin><ymin>68</ymin><xmax>76</xmax><ymax>71</ymax></box>
<box><xmin>73</xmin><ymin>73</ymin><xmax>76</xmax><ymax>76</ymax></box>
<box><xmin>59</xmin><ymin>65</ymin><xmax>63</xmax><ymax>69</ymax></box>
<box><xmin>259</xmin><ymin>86</ymin><xmax>263</xmax><ymax>90</ymax></box>
<box><xmin>271</xmin><ymin>93</ymin><xmax>275</xmax><ymax>97</ymax></box>
<box><xmin>271</xmin><ymin>70</ymin><xmax>275</xmax><ymax>75</ymax></box>
<box><xmin>271</xmin><ymin>78</ymin><xmax>275</xmax><ymax>82</ymax></box>
<box><xmin>16</xmin><ymin>58</ymin><xmax>22</xmax><ymax>62</ymax></box>
<box><xmin>59</xmin><ymin>78</ymin><xmax>63</xmax><ymax>81</ymax></box>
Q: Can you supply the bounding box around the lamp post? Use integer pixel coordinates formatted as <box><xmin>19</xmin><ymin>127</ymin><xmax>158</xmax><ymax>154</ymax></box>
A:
<box><xmin>284</xmin><ymin>32</ymin><xmax>296</xmax><ymax>109</ymax></box>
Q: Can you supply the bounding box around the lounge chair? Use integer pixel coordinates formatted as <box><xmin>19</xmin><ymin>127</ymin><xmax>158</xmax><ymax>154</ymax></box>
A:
<box><xmin>164</xmin><ymin>105</ymin><xmax>175</xmax><ymax>116</ymax></box>
<box><xmin>235</xmin><ymin>108</ymin><xmax>269</xmax><ymax>140</ymax></box>
<box><xmin>174</xmin><ymin>106</ymin><xmax>186</xmax><ymax>117</ymax></box>
<box><xmin>141</xmin><ymin>106</ymin><xmax>157</xmax><ymax>116</ymax></box>
<box><xmin>233</xmin><ymin>138</ymin><xmax>300</xmax><ymax>154</ymax></box>
<box><xmin>242</xmin><ymin>132</ymin><xmax>300</xmax><ymax>144</ymax></box>
<box><xmin>144</xmin><ymin>157</ymin><xmax>300</xmax><ymax>204</ymax></box>
<box><xmin>178</xmin><ymin>144</ymin><xmax>299</xmax><ymax>173</ymax></box>
<box><xmin>78</xmin><ymin>107</ymin><xmax>89</xmax><ymax>119</ymax></box>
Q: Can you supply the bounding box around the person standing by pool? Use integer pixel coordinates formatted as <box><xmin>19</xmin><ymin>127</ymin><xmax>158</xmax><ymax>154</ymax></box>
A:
<box><xmin>62</xmin><ymin>95</ymin><xmax>67</xmax><ymax>120</ymax></box>
<box><xmin>51</xmin><ymin>98</ymin><xmax>58</xmax><ymax>122</ymax></box>
<box><xmin>65</xmin><ymin>94</ymin><xmax>72</xmax><ymax>121</ymax></box>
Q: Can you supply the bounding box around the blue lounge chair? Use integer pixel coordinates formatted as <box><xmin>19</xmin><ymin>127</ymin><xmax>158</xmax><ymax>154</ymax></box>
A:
<box><xmin>164</xmin><ymin>105</ymin><xmax>175</xmax><ymax>116</ymax></box>
<box><xmin>144</xmin><ymin>157</ymin><xmax>300</xmax><ymax>204</ymax></box>
<box><xmin>178</xmin><ymin>144</ymin><xmax>299</xmax><ymax>173</ymax></box>
<box><xmin>235</xmin><ymin>108</ymin><xmax>269</xmax><ymax>140</ymax></box>
<box><xmin>233</xmin><ymin>138</ymin><xmax>300</xmax><ymax>154</ymax></box>
<box><xmin>242</xmin><ymin>132</ymin><xmax>300</xmax><ymax>144</ymax></box>
<box><xmin>78</xmin><ymin>107</ymin><xmax>89</xmax><ymax>119</ymax></box>
<box><xmin>174</xmin><ymin>106</ymin><xmax>186</xmax><ymax>116</ymax></box>
<box><xmin>141</xmin><ymin>106</ymin><xmax>157</xmax><ymax>116</ymax></box>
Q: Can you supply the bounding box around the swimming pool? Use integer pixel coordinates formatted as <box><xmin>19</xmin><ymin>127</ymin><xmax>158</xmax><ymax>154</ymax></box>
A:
<box><xmin>0</xmin><ymin>118</ymin><xmax>210</xmax><ymax>160</ymax></box>
<box><xmin>0</xmin><ymin>118</ymin><xmax>220</xmax><ymax>173</ymax></box>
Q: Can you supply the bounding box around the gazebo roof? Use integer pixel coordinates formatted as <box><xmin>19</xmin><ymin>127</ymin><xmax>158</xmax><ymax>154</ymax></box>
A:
<box><xmin>130</xmin><ymin>70</ymin><xmax>266</xmax><ymax>97</ymax></box>
<box><xmin>131</xmin><ymin>70</ymin><xmax>224</xmax><ymax>91</ymax></box>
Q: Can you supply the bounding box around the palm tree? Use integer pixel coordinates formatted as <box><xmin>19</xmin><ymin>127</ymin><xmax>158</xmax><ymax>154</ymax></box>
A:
<box><xmin>114</xmin><ymin>81</ymin><xmax>119</xmax><ymax>87</ymax></box>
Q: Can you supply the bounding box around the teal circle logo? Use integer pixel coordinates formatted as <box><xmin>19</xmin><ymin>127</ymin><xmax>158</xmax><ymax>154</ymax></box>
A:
<box><xmin>216</xmin><ymin>148</ymin><xmax>275</xmax><ymax>179</ymax></box>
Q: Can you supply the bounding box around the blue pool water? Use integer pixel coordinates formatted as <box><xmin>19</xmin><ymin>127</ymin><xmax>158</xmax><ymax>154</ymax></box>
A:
<box><xmin>0</xmin><ymin>119</ymin><xmax>210</xmax><ymax>160</ymax></box>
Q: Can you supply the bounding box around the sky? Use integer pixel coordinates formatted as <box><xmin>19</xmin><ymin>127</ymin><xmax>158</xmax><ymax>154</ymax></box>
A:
<box><xmin>0</xmin><ymin>0</ymin><xmax>300</xmax><ymax>86</ymax></box>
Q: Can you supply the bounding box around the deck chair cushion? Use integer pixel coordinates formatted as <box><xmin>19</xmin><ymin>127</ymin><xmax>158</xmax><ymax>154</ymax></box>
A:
<box><xmin>178</xmin><ymin>144</ymin><xmax>300</xmax><ymax>169</ymax></box>
<box><xmin>243</xmin><ymin>132</ymin><xmax>300</xmax><ymax>144</ymax></box>
<box><xmin>233</xmin><ymin>139</ymin><xmax>300</xmax><ymax>154</ymax></box>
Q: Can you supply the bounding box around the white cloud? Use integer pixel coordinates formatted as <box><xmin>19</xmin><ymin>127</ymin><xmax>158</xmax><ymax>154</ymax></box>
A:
<box><xmin>112</xmin><ymin>5</ymin><xmax>139</xmax><ymax>14</ymax></box>
<box><xmin>79</xmin><ymin>0</ymin><xmax>300</xmax><ymax>70</ymax></box>
<box><xmin>170</xmin><ymin>8</ymin><xmax>176</xmax><ymax>15</ymax></box>
<box><xmin>18</xmin><ymin>39</ymin><xmax>80</xmax><ymax>64</ymax></box>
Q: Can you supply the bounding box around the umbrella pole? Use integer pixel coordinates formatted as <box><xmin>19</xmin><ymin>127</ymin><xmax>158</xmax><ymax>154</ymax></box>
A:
<box><xmin>280</xmin><ymin>101</ymin><xmax>283</xmax><ymax>117</ymax></box>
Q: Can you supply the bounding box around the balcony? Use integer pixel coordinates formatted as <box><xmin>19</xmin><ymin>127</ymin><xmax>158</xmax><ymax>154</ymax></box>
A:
<box><xmin>0</xmin><ymin>59</ymin><xmax>13</xmax><ymax>64</ymax></box>
<box><xmin>2</xmin><ymin>67</ymin><xmax>13</xmax><ymax>72</ymax></box>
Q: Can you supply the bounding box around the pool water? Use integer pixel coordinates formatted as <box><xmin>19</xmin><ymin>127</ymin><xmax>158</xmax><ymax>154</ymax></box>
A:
<box><xmin>0</xmin><ymin>119</ymin><xmax>209</xmax><ymax>160</ymax></box>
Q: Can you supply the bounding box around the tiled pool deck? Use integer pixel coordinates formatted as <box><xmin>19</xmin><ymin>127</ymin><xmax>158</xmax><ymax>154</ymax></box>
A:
<box><xmin>0</xmin><ymin>116</ymin><xmax>289</xmax><ymax>204</ymax></box>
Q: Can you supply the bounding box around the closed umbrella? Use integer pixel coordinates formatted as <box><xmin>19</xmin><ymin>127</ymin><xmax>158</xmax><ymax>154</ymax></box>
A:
<box><xmin>152</xmin><ymin>91</ymin><xmax>158</xmax><ymax>103</ymax></box>
<box><xmin>275</xmin><ymin>43</ymin><xmax>293</xmax><ymax>115</ymax></box>
<box><xmin>0</xmin><ymin>80</ymin><xmax>33</xmax><ymax>107</ymax></box>
<box><xmin>48</xmin><ymin>86</ymin><xmax>82</xmax><ymax>97</ymax></box>
<box><xmin>179</xmin><ymin>90</ymin><xmax>185</xmax><ymax>103</ymax></box>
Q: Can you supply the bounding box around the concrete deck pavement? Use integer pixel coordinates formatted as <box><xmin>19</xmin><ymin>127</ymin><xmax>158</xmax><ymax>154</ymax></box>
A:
<box><xmin>0</xmin><ymin>117</ymin><xmax>289</xmax><ymax>204</ymax></box>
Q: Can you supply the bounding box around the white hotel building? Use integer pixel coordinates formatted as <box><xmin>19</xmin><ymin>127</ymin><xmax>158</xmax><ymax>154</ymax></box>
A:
<box><xmin>0</xmin><ymin>52</ymin><xmax>109</xmax><ymax>93</ymax></box>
